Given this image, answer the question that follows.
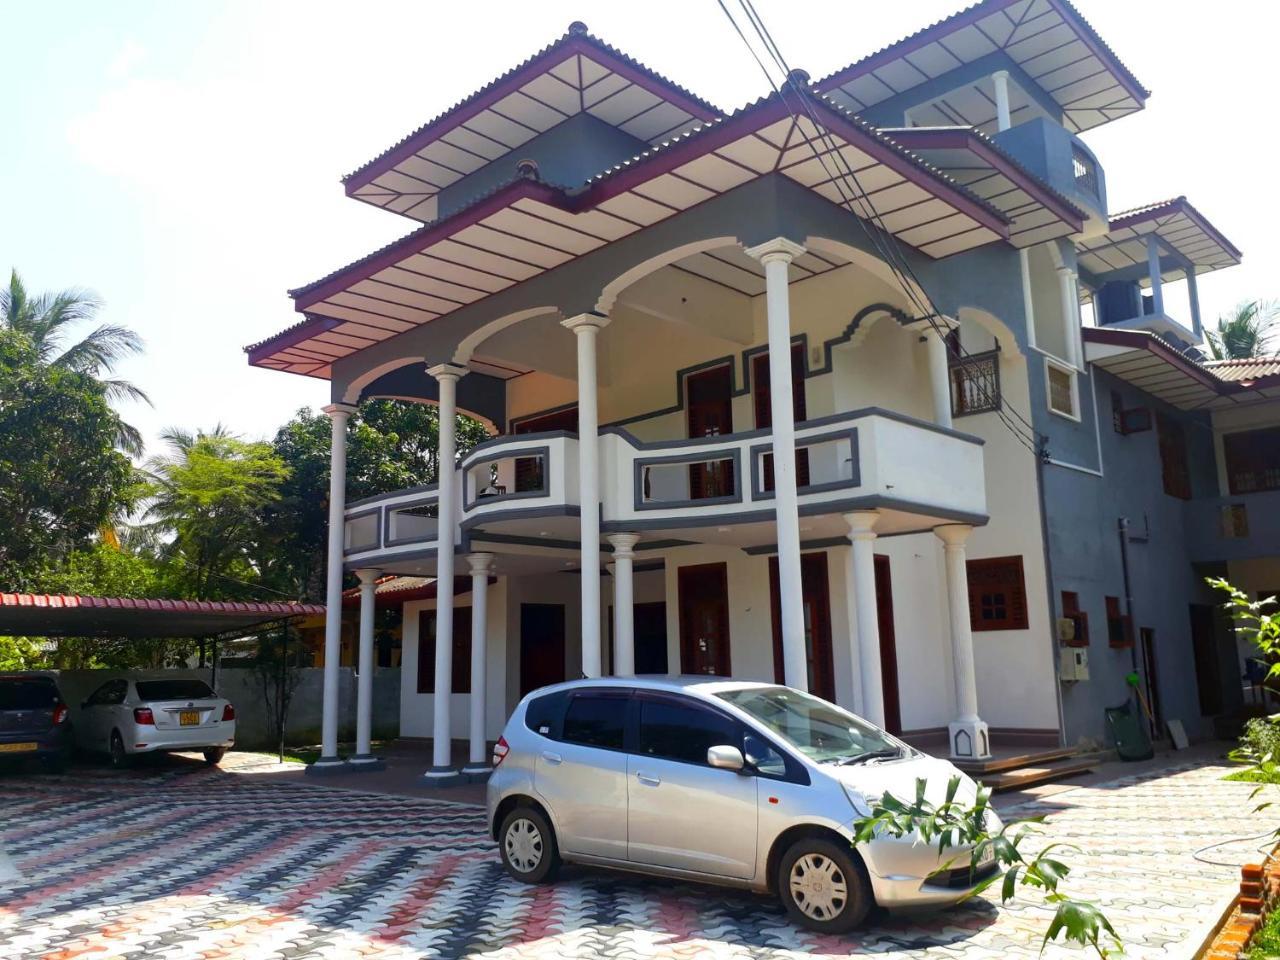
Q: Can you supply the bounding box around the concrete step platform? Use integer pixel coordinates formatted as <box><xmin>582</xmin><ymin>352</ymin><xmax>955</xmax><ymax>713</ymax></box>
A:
<box><xmin>953</xmin><ymin>746</ymin><xmax>1106</xmax><ymax>793</ymax></box>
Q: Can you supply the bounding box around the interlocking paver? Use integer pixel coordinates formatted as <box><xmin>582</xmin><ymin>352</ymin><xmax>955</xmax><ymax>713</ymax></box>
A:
<box><xmin>0</xmin><ymin>754</ymin><xmax>1261</xmax><ymax>959</ymax></box>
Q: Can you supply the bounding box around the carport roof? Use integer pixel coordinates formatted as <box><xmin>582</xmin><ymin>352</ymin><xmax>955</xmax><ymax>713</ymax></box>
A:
<box><xmin>0</xmin><ymin>593</ymin><xmax>324</xmax><ymax>640</ymax></box>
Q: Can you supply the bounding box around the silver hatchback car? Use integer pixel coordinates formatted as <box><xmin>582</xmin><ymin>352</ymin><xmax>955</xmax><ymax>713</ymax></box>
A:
<box><xmin>487</xmin><ymin>677</ymin><xmax>1000</xmax><ymax>933</ymax></box>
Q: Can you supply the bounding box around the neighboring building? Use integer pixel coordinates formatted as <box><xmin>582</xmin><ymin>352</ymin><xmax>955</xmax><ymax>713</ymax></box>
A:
<box><xmin>247</xmin><ymin>1</ymin><xmax>1268</xmax><ymax>776</ymax></box>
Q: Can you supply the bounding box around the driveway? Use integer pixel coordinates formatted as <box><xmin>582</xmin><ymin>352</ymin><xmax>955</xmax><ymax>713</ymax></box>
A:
<box><xmin>0</xmin><ymin>750</ymin><xmax>1264</xmax><ymax>959</ymax></box>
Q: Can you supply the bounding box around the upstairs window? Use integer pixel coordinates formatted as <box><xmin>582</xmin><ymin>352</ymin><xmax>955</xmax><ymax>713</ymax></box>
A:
<box><xmin>967</xmin><ymin>556</ymin><xmax>1029</xmax><ymax>631</ymax></box>
<box><xmin>1156</xmin><ymin>412</ymin><xmax>1192</xmax><ymax>500</ymax></box>
<box><xmin>1223</xmin><ymin>426</ymin><xmax>1280</xmax><ymax>495</ymax></box>
<box><xmin>1045</xmin><ymin>359</ymin><xmax>1078</xmax><ymax>419</ymax></box>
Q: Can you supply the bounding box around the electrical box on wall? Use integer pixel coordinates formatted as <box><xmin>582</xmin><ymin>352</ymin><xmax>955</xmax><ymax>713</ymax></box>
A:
<box><xmin>1059</xmin><ymin>646</ymin><xmax>1090</xmax><ymax>682</ymax></box>
<box><xmin>1056</xmin><ymin>617</ymin><xmax>1076</xmax><ymax>643</ymax></box>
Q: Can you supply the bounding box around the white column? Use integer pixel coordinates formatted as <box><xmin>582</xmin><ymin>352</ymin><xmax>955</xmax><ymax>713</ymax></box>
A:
<box><xmin>1019</xmin><ymin>247</ymin><xmax>1037</xmax><ymax>349</ymax></box>
<box><xmin>1186</xmin><ymin>266</ymin><xmax>1203</xmax><ymax>342</ymax></box>
<box><xmin>314</xmin><ymin>402</ymin><xmax>356</xmax><ymax>771</ymax></box>
<box><xmin>992</xmin><ymin>70</ymin><xmax>1012</xmax><ymax>132</ymax></box>
<box><xmin>607</xmin><ymin>533</ymin><xmax>639</xmax><ymax>677</ymax></box>
<box><xmin>1057</xmin><ymin>266</ymin><xmax>1081</xmax><ymax>370</ymax></box>
<box><xmin>1147</xmin><ymin>234</ymin><xmax>1165</xmax><ymax>317</ymax></box>
<box><xmin>934</xmin><ymin>524</ymin><xmax>990</xmax><ymax>759</ymax></box>
<box><xmin>351</xmin><ymin>567</ymin><xmax>382</xmax><ymax>766</ymax></box>
<box><xmin>838</xmin><ymin>546</ymin><xmax>864</xmax><ymax>716</ymax></box>
<box><xmin>562</xmin><ymin>313</ymin><xmax>610</xmax><ymax>678</ymax></box>
<box><xmin>845</xmin><ymin>511</ymin><xmax>885</xmax><ymax>727</ymax></box>
<box><xmin>746</xmin><ymin>236</ymin><xmax>808</xmax><ymax>691</ymax></box>
<box><xmin>463</xmin><ymin>552</ymin><xmax>493</xmax><ymax>774</ymax></box>
<box><xmin>425</xmin><ymin>362</ymin><xmax>468</xmax><ymax>778</ymax></box>
<box><xmin>924</xmin><ymin>329</ymin><xmax>953</xmax><ymax>429</ymax></box>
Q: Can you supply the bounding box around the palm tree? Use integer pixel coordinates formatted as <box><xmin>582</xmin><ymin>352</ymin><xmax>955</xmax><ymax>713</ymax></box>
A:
<box><xmin>1206</xmin><ymin>299</ymin><xmax>1280</xmax><ymax>361</ymax></box>
<box><xmin>0</xmin><ymin>269</ymin><xmax>150</xmax><ymax>455</ymax></box>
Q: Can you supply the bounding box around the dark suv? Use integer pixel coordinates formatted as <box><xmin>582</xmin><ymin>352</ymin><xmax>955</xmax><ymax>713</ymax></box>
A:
<box><xmin>0</xmin><ymin>675</ymin><xmax>74</xmax><ymax>771</ymax></box>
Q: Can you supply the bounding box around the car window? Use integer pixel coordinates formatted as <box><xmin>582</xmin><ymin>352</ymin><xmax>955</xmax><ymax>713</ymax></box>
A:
<box><xmin>561</xmin><ymin>694</ymin><xmax>627</xmax><ymax>750</ymax></box>
<box><xmin>0</xmin><ymin>678</ymin><xmax>58</xmax><ymax>710</ymax></box>
<box><xmin>744</xmin><ymin>733</ymin><xmax>788</xmax><ymax>777</ymax></box>
<box><xmin>637</xmin><ymin>698</ymin><xmax>739</xmax><ymax>766</ymax></box>
<box><xmin>135</xmin><ymin>679</ymin><xmax>215</xmax><ymax>701</ymax></box>
<box><xmin>85</xmin><ymin>680</ymin><xmax>121</xmax><ymax>706</ymax></box>
<box><xmin>524</xmin><ymin>691</ymin><xmax>568</xmax><ymax>738</ymax></box>
<box><xmin>107</xmin><ymin>680</ymin><xmax>128</xmax><ymax>704</ymax></box>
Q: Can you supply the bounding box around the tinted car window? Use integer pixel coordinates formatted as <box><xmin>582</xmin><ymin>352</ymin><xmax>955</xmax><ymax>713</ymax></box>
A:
<box><xmin>86</xmin><ymin>680</ymin><xmax>126</xmax><ymax>706</ymax></box>
<box><xmin>638</xmin><ymin>698</ymin><xmax>739</xmax><ymax>766</ymax></box>
<box><xmin>135</xmin><ymin>679</ymin><xmax>215</xmax><ymax>701</ymax></box>
<box><xmin>744</xmin><ymin>732</ymin><xmax>788</xmax><ymax>777</ymax></box>
<box><xmin>0</xmin><ymin>678</ymin><xmax>58</xmax><ymax>710</ymax></box>
<box><xmin>524</xmin><ymin>690</ymin><xmax>568</xmax><ymax>738</ymax></box>
<box><xmin>562</xmin><ymin>695</ymin><xmax>627</xmax><ymax>750</ymax></box>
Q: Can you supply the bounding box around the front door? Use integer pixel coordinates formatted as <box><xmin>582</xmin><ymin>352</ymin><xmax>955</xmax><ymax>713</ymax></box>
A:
<box><xmin>634</xmin><ymin>602</ymin><xmax>669</xmax><ymax>675</ymax></box>
<box><xmin>1188</xmin><ymin>603</ymin><xmax>1224</xmax><ymax>716</ymax></box>
<box><xmin>685</xmin><ymin>364</ymin><xmax>735</xmax><ymax>500</ymax></box>
<box><xmin>679</xmin><ymin>563</ymin><xmax>731</xmax><ymax>675</ymax></box>
<box><xmin>768</xmin><ymin>552</ymin><xmax>835</xmax><ymax>700</ymax></box>
<box><xmin>874</xmin><ymin>554</ymin><xmax>902</xmax><ymax>734</ymax></box>
<box><xmin>627</xmin><ymin>694</ymin><xmax>757</xmax><ymax>878</ymax></box>
<box><xmin>520</xmin><ymin>603</ymin><xmax>566</xmax><ymax>696</ymax></box>
<box><xmin>752</xmin><ymin>345</ymin><xmax>810</xmax><ymax>491</ymax></box>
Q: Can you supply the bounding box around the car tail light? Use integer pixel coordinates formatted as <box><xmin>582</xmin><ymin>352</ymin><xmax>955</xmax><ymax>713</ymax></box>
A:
<box><xmin>492</xmin><ymin>735</ymin><xmax>510</xmax><ymax>767</ymax></box>
<box><xmin>222</xmin><ymin>703</ymin><xmax>235</xmax><ymax>722</ymax></box>
<box><xmin>133</xmin><ymin>707</ymin><xmax>155</xmax><ymax>725</ymax></box>
<box><xmin>51</xmin><ymin>704</ymin><xmax>68</xmax><ymax>725</ymax></box>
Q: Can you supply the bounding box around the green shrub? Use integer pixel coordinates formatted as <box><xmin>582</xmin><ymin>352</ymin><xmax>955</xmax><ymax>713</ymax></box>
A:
<box><xmin>1242</xmin><ymin>716</ymin><xmax>1280</xmax><ymax>764</ymax></box>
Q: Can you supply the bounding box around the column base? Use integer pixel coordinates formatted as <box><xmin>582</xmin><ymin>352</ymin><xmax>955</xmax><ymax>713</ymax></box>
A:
<box><xmin>420</xmin><ymin>766</ymin><xmax>466</xmax><ymax>787</ymax></box>
<box><xmin>461</xmin><ymin>763</ymin><xmax>493</xmax><ymax>783</ymax></box>
<box><xmin>346</xmin><ymin>754</ymin><xmax>387</xmax><ymax>772</ymax></box>
<box><xmin>948</xmin><ymin>719</ymin><xmax>991</xmax><ymax>760</ymax></box>
<box><xmin>304</xmin><ymin>756</ymin><xmax>348</xmax><ymax>776</ymax></box>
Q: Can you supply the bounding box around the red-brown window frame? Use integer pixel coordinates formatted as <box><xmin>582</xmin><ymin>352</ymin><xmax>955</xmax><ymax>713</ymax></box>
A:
<box><xmin>1156</xmin><ymin>412</ymin><xmax>1191</xmax><ymax>500</ymax></box>
<box><xmin>1223</xmin><ymin>426</ymin><xmax>1280</xmax><ymax>495</ymax></box>
<box><xmin>1061</xmin><ymin>591</ymin><xmax>1089</xmax><ymax>647</ymax></box>
<box><xmin>967</xmin><ymin>556</ymin><xmax>1029</xmax><ymax>631</ymax></box>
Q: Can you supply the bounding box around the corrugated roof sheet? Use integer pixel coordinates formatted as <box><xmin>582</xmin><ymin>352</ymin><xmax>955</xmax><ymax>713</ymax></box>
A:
<box><xmin>1204</xmin><ymin>357</ymin><xmax>1280</xmax><ymax>383</ymax></box>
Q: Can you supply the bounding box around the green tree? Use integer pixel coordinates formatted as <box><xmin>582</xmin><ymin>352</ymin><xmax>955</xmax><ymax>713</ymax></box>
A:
<box><xmin>259</xmin><ymin>400</ymin><xmax>489</xmax><ymax>600</ymax></box>
<box><xmin>1206</xmin><ymin>299</ymin><xmax>1279</xmax><ymax>360</ymax></box>
<box><xmin>0</xmin><ymin>328</ymin><xmax>135</xmax><ymax>586</ymax></box>
<box><xmin>142</xmin><ymin>426</ymin><xmax>289</xmax><ymax>600</ymax></box>
<box><xmin>1</xmin><ymin>270</ymin><xmax>150</xmax><ymax>455</ymax></box>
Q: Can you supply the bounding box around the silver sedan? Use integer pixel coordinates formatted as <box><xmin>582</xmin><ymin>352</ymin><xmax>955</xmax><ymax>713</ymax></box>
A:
<box><xmin>487</xmin><ymin>677</ymin><xmax>1000</xmax><ymax>933</ymax></box>
<box><xmin>77</xmin><ymin>677</ymin><xmax>236</xmax><ymax>767</ymax></box>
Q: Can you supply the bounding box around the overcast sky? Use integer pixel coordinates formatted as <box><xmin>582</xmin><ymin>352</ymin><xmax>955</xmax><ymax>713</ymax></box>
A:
<box><xmin>3</xmin><ymin>1</ymin><xmax>1275</xmax><ymax>455</ymax></box>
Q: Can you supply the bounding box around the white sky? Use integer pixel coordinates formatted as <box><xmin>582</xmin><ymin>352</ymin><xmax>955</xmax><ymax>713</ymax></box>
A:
<box><xmin>3</xmin><ymin>1</ymin><xmax>1276</xmax><ymax>454</ymax></box>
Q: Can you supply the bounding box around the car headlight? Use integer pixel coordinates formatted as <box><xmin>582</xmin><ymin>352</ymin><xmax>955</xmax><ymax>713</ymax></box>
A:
<box><xmin>843</xmin><ymin>783</ymin><xmax>873</xmax><ymax>817</ymax></box>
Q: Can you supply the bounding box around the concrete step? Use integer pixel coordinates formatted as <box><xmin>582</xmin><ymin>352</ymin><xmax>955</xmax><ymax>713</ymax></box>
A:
<box><xmin>982</xmin><ymin>756</ymin><xmax>1098</xmax><ymax>793</ymax></box>
<box><xmin>951</xmin><ymin>745</ymin><xmax>1080</xmax><ymax>775</ymax></box>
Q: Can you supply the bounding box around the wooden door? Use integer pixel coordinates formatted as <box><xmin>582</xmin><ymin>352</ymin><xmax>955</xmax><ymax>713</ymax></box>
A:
<box><xmin>512</xmin><ymin>407</ymin><xmax>578</xmax><ymax>492</ymax></box>
<box><xmin>752</xmin><ymin>345</ymin><xmax>810</xmax><ymax>491</ymax></box>
<box><xmin>768</xmin><ymin>552</ymin><xmax>835</xmax><ymax>700</ymax></box>
<box><xmin>634</xmin><ymin>602</ymin><xmax>669</xmax><ymax>675</ymax></box>
<box><xmin>519</xmin><ymin>603</ymin><xmax>566</xmax><ymax>696</ymax></box>
<box><xmin>1188</xmin><ymin>604</ymin><xmax>1224</xmax><ymax>716</ymax></box>
<box><xmin>685</xmin><ymin>365</ymin><xmax>735</xmax><ymax>499</ymax></box>
<box><xmin>874</xmin><ymin>554</ymin><xmax>902</xmax><ymax>734</ymax></box>
<box><xmin>678</xmin><ymin>563</ymin><xmax>731</xmax><ymax>675</ymax></box>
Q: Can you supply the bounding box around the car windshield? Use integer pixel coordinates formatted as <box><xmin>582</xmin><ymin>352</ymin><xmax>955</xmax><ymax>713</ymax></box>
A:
<box><xmin>0</xmin><ymin>678</ymin><xmax>59</xmax><ymax>710</ymax></box>
<box><xmin>135</xmin><ymin>679</ymin><xmax>215</xmax><ymax>701</ymax></box>
<box><xmin>715</xmin><ymin>685</ymin><xmax>901</xmax><ymax>764</ymax></box>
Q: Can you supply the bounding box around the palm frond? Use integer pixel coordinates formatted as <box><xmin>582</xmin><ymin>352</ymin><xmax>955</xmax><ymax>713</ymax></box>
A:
<box><xmin>115</xmin><ymin>421</ymin><xmax>146</xmax><ymax>459</ymax></box>
<box><xmin>99</xmin><ymin>378</ymin><xmax>153</xmax><ymax>406</ymax></box>
<box><xmin>53</xmin><ymin>322</ymin><xmax>144</xmax><ymax>376</ymax></box>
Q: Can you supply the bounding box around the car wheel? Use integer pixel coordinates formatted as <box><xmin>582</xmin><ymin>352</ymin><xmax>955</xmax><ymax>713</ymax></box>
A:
<box><xmin>203</xmin><ymin>747</ymin><xmax>228</xmax><ymax>766</ymax></box>
<box><xmin>109</xmin><ymin>731</ymin><xmax>129</xmax><ymax>769</ymax></box>
<box><xmin>778</xmin><ymin>837</ymin><xmax>872</xmax><ymax>934</ymax></box>
<box><xmin>498</xmin><ymin>806</ymin><xmax>560</xmax><ymax>884</ymax></box>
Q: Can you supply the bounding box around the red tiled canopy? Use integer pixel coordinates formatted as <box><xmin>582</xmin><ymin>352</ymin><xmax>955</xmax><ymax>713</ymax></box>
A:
<box><xmin>0</xmin><ymin>593</ymin><xmax>324</xmax><ymax>639</ymax></box>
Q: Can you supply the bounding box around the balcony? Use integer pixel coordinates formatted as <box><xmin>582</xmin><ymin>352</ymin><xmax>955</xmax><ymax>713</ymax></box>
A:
<box><xmin>1185</xmin><ymin>490</ymin><xmax>1280</xmax><ymax>563</ymax></box>
<box><xmin>342</xmin><ymin>408</ymin><xmax>987</xmax><ymax>568</ymax></box>
<box><xmin>993</xmin><ymin>117</ymin><xmax>1107</xmax><ymax>234</ymax></box>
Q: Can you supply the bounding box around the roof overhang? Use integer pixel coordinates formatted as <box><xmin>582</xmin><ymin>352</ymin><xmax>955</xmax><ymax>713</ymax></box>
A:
<box><xmin>342</xmin><ymin>24</ymin><xmax>722</xmax><ymax>222</ymax></box>
<box><xmin>1076</xmin><ymin>196</ymin><xmax>1242</xmax><ymax>286</ymax></box>
<box><xmin>816</xmin><ymin>0</ymin><xmax>1149</xmax><ymax>134</ymax></box>
<box><xmin>0</xmin><ymin>594</ymin><xmax>324</xmax><ymax>640</ymax></box>
<box><xmin>249</xmin><ymin>93</ymin><xmax>1011</xmax><ymax>379</ymax></box>
<box><xmin>882</xmin><ymin>126</ymin><xmax>1084</xmax><ymax>245</ymax></box>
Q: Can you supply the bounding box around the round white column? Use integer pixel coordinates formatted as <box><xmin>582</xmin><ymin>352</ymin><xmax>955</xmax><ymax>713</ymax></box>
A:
<box><xmin>562</xmin><ymin>313</ymin><xmax>610</xmax><ymax>679</ymax></box>
<box><xmin>1146</xmin><ymin>234</ymin><xmax>1165</xmax><ymax>316</ymax></box>
<box><xmin>846</xmin><ymin>511</ymin><xmax>885</xmax><ymax>726</ymax></box>
<box><xmin>992</xmin><ymin>70</ymin><xmax>1012</xmax><ymax>132</ymax></box>
<box><xmin>351</xmin><ymin>567</ymin><xmax>382</xmax><ymax>767</ymax></box>
<box><xmin>463</xmin><ymin>552</ymin><xmax>494</xmax><ymax>774</ymax></box>
<box><xmin>607</xmin><ymin>533</ymin><xmax>639</xmax><ymax>677</ymax></box>
<box><xmin>1019</xmin><ymin>247</ymin><xmax>1037</xmax><ymax>349</ymax></box>
<box><xmin>425</xmin><ymin>363</ymin><xmax>467</xmax><ymax>779</ymax></box>
<box><xmin>746</xmin><ymin>237</ymin><xmax>808</xmax><ymax>691</ymax></box>
<box><xmin>314</xmin><ymin>402</ymin><xmax>356</xmax><ymax>772</ymax></box>
<box><xmin>924</xmin><ymin>329</ymin><xmax>953</xmax><ymax>429</ymax></box>
<box><xmin>1057</xmin><ymin>266</ymin><xmax>1082</xmax><ymax>370</ymax></box>
<box><xmin>934</xmin><ymin>523</ymin><xmax>990</xmax><ymax>759</ymax></box>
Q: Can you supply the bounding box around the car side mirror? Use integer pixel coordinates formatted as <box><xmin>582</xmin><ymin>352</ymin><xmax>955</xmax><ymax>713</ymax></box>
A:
<box><xmin>707</xmin><ymin>744</ymin><xmax>745</xmax><ymax>772</ymax></box>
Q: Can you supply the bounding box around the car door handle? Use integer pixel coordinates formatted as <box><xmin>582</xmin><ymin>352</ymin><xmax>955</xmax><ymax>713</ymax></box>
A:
<box><xmin>636</xmin><ymin>772</ymin><xmax>660</xmax><ymax>786</ymax></box>
<box><xmin>540</xmin><ymin>750</ymin><xmax>562</xmax><ymax>765</ymax></box>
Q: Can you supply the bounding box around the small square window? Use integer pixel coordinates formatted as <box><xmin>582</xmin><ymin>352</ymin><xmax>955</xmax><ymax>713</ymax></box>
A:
<box><xmin>967</xmin><ymin>557</ymin><xmax>1028</xmax><ymax>631</ymax></box>
<box><xmin>1046</xmin><ymin>362</ymin><xmax>1077</xmax><ymax>418</ymax></box>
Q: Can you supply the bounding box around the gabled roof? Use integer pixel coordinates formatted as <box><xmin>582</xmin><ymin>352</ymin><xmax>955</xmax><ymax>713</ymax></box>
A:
<box><xmin>249</xmin><ymin>91</ymin><xmax>1012</xmax><ymax>378</ymax></box>
<box><xmin>342</xmin><ymin>23</ymin><xmax>722</xmax><ymax>222</ymax></box>
<box><xmin>1076</xmin><ymin>196</ymin><xmax>1242</xmax><ymax>285</ymax></box>
<box><xmin>816</xmin><ymin>0</ymin><xmax>1149</xmax><ymax>134</ymax></box>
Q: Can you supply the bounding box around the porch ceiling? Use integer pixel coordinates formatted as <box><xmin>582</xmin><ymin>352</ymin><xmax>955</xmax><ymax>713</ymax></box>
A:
<box><xmin>815</xmin><ymin>0</ymin><xmax>1149</xmax><ymax>134</ymax></box>
<box><xmin>248</xmin><ymin>95</ymin><xmax>1009</xmax><ymax>379</ymax></box>
<box><xmin>1076</xmin><ymin>197</ymin><xmax>1242</xmax><ymax>287</ymax></box>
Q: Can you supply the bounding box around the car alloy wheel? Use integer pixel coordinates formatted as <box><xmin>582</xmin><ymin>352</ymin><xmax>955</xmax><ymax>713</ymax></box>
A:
<box><xmin>504</xmin><ymin>817</ymin><xmax>544</xmax><ymax>874</ymax></box>
<box><xmin>109</xmin><ymin>732</ymin><xmax>127</xmax><ymax>769</ymax></box>
<box><xmin>789</xmin><ymin>852</ymin><xmax>849</xmax><ymax>922</ymax></box>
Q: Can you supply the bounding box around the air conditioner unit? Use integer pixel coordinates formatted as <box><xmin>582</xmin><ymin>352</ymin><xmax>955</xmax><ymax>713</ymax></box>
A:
<box><xmin>1056</xmin><ymin>617</ymin><xmax>1076</xmax><ymax>642</ymax></box>
<box><xmin>1060</xmin><ymin>647</ymin><xmax>1090</xmax><ymax>682</ymax></box>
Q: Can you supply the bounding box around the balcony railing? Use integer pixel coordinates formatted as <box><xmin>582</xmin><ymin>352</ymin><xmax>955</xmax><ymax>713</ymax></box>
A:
<box><xmin>950</xmin><ymin>349</ymin><xmax>1001</xmax><ymax>417</ymax></box>
<box><xmin>1071</xmin><ymin>145</ymin><xmax>1100</xmax><ymax>200</ymax></box>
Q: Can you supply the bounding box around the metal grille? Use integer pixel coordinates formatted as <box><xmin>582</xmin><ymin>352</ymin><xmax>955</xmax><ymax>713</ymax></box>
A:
<box><xmin>950</xmin><ymin>349</ymin><xmax>1001</xmax><ymax>416</ymax></box>
<box><xmin>1072</xmin><ymin>145</ymin><xmax>1099</xmax><ymax>198</ymax></box>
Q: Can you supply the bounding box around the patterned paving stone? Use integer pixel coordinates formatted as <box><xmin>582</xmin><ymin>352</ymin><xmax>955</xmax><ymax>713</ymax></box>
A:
<box><xmin>0</xmin><ymin>755</ymin><xmax>1261</xmax><ymax>959</ymax></box>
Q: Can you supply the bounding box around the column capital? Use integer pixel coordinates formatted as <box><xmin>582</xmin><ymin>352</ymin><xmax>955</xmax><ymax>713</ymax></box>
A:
<box><xmin>354</xmin><ymin>568</ymin><xmax>382</xmax><ymax>586</ymax></box>
<box><xmin>933</xmin><ymin>522</ymin><xmax>973</xmax><ymax>547</ymax></box>
<box><xmin>322</xmin><ymin>402</ymin><xmax>358</xmax><ymax>419</ymax></box>
<box><xmin>562</xmin><ymin>312</ymin><xmax>610</xmax><ymax>333</ymax></box>
<box><xmin>844</xmin><ymin>509</ymin><xmax>880</xmax><ymax>540</ymax></box>
<box><xmin>606</xmin><ymin>533</ymin><xmax>640</xmax><ymax>558</ymax></box>
<box><xmin>1055</xmin><ymin>265</ymin><xmax>1076</xmax><ymax>280</ymax></box>
<box><xmin>744</xmin><ymin>236</ymin><xmax>806</xmax><ymax>265</ymax></box>
<box><xmin>466</xmin><ymin>552</ymin><xmax>495</xmax><ymax>576</ymax></box>
<box><xmin>991</xmin><ymin>69</ymin><xmax>1010</xmax><ymax>82</ymax></box>
<box><xmin>427</xmin><ymin>362</ymin><xmax>469</xmax><ymax>382</ymax></box>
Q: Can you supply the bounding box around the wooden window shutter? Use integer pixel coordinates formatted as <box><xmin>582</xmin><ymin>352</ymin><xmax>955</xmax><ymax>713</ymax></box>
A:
<box><xmin>966</xmin><ymin>556</ymin><xmax>1029</xmax><ymax>631</ymax></box>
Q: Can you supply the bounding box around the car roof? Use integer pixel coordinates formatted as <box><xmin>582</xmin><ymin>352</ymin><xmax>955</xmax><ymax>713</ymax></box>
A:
<box><xmin>527</xmin><ymin>675</ymin><xmax>777</xmax><ymax>697</ymax></box>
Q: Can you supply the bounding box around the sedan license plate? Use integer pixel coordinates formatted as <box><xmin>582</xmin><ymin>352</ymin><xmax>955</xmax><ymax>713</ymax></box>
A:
<box><xmin>0</xmin><ymin>742</ymin><xmax>37</xmax><ymax>753</ymax></box>
<box><xmin>179</xmin><ymin>711</ymin><xmax>200</xmax><ymax>726</ymax></box>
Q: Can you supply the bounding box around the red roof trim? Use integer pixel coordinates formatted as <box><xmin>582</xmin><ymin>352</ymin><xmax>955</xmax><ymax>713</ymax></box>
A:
<box><xmin>0</xmin><ymin>593</ymin><xmax>324</xmax><ymax>617</ymax></box>
<box><xmin>1107</xmin><ymin>196</ymin><xmax>1242</xmax><ymax>264</ymax></box>
<box><xmin>1082</xmin><ymin>327</ymin><xmax>1269</xmax><ymax>395</ymax></box>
